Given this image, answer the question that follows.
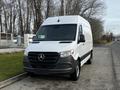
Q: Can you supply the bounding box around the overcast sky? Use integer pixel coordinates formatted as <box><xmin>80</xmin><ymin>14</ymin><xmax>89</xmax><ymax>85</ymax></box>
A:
<box><xmin>104</xmin><ymin>0</ymin><xmax>120</xmax><ymax>35</ymax></box>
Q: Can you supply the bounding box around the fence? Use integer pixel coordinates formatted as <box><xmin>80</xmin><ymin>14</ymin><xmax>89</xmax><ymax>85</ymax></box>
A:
<box><xmin>0</xmin><ymin>33</ymin><xmax>35</xmax><ymax>48</ymax></box>
<box><xmin>0</xmin><ymin>33</ymin><xmax>13</xmax><ymax>48</ymax></box>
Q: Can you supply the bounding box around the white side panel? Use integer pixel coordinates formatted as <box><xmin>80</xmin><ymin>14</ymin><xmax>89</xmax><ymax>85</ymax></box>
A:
<box><xmin>83</xmin><ymin>24</ymin><xmax>93</xmax><ymax>53</ymax></box>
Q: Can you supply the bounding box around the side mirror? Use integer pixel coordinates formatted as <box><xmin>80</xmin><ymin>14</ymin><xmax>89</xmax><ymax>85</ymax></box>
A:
<box><xmin>32</xmin><ymin>36</ymin><xmax>37</xmax><ymax>41</ymax></box>
<box><xmin>78</xmin><ymin>34</ymin><xmax>85</xmax><ymax>43</ymax></box>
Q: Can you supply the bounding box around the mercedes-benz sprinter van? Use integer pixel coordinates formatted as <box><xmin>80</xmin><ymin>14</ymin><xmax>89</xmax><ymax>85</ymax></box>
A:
<box><xmin>24</xmin><ymin>15</ymin><xmax>93</xmax><ymax>81</ymax></box>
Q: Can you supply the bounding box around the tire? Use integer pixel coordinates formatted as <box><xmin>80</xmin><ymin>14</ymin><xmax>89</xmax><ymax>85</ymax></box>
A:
<box><xmin>70</xmin><ymin>60</ymin><xmax>80</xmax><ymax>81</ymax></box>
<box><xmin>86</xmin><ymin>51</ymin><xmax>93</xmax><ymax>64</ymax></box>
<box><xmin>27</xmin><ymin>72</ymin><xmax>36</xmax><ymax>77</ymax></box>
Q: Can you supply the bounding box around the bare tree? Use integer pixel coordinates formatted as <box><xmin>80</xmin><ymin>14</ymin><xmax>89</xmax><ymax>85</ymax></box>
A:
<box><xmin>46</xmin><ymin>0</ymin><xmax>51</xmax><ymax>18</ymax></box>
<box><xmin>0</xmin><ymin>0</ymin><xmax>105</xmax><ymax>41</ymax></box>
<box><xmin>89</xmin><ymin>18</ymin><xmax>104</xmax><ymax>42</ymax></box>
<box><xmin>18</xmin><ymin>0</ymin><xmax>24</xmax><ymax>36</ymax></box>
<box><xmin>3</xmin><ymin>5</ymin><xmax>7</xmax><ymax>33</ymax></box>
<box><xmin>80</xmin><ymin>0</ymin><xmax>104</xmax><ymax>18</ymax></box>
<box><xmin>65</xmin><ymin>0</ymin><xmax>104</xmax><ymax>18</ymax></box>
<box><xmin>9</xmin><ymin>0</ymin><xmax>13</xmax><ymax>33</ymax></box>
<box><xmin>25</xmin><ymin>0</ymin><xmax>30</xmax><ymax>34</ymax></box>
<box><xmin>59</xmin><ymin>0</ymin><xmax>64</xmax><ymax>15</ymax></box>
<box><xmin>12</xmin><ymin>0</ymin><xmax>18</xmax><ymax>36</ymax></box>
<box><xmin>32</xmin><ymin>0</ymin><xmax>43</xmax><ymax>33</ymax></box>
<box><xmin>43</xmin><ymin>0</ymin><xmax>55</xmax><ymax>19</ymax></box>
<box><xmin>0</xmin><ymin>0</ymin><xmax>3</xmax><ymax>32</ymax></box>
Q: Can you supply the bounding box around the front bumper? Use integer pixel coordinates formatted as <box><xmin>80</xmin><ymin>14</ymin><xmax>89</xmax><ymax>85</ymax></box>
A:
<box><xmin>23</xmin><ymin>56</ymin><xmax>77</xmax><ymax>75</ymax></box>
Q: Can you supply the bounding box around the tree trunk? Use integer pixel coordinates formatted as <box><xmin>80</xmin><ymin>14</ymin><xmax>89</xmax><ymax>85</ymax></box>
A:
<box><xmin>60</xmin><ymin>0</ymin><xmax>64</xmax><ymax>15</ymax></box>
<box><xmin>18</xmin><ymin>0</ymin><xmax>24</xmax><ymax>36</ymax></box>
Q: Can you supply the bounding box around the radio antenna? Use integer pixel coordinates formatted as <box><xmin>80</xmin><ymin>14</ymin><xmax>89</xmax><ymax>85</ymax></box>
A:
<box><xmin>57</xmin><ymin>16</ymin><xmax>60</xmax><ymax>22</ymax></box>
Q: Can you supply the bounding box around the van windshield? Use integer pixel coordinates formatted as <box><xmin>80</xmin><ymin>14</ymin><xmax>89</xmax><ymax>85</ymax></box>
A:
<box><xmin>34</xmin><ymin>24</ymin><xmax>77</xmax><ymax>41</ymax></box>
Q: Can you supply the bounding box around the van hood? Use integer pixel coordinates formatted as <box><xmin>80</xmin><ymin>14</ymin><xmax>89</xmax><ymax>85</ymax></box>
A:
<box><xmin>26</xmin><ymin>41</ymin><xmax>76</xmax><ymax>53</ymax></box>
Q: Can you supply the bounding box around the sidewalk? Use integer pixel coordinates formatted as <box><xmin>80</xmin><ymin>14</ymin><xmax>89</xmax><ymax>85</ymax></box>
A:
<box><xmin>0</xmin><ymin>48</ymin><xmax>24</xmax><ymax>53</ymax></box>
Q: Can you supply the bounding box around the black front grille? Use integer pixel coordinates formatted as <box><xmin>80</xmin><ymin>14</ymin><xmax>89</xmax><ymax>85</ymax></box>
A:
<box><xmin>28</xmin><ymin>52</ymin><xmax>60</xmax><ymax>69</ymax></box>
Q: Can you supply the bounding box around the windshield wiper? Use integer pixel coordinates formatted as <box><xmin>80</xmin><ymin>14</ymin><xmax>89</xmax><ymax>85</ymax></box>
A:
<box><xmin>32</xmin><ymin>41</ymin><xmax>40</xmax><ymax>43</ymax></box>
<box><xmin>59</xmin><ymin>41</ymin><xmax>72</xmax><ymax>43</ymax></box>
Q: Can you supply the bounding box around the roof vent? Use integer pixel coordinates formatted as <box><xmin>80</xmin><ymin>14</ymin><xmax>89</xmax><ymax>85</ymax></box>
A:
<box><xmin>57</xmin><ymin>19</ymin><xmax>60</xmax><ymax>22</ymax></box>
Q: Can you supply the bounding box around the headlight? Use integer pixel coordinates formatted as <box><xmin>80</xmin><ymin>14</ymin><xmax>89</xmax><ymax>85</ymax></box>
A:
<box><xmin>24</xmin><ymin>51</ymin><xmax>28</xmax><ymax>56</ymax></box>
<box><xmin>60</xmin><ymin>50</ymin><xmax>74</xmax><ymax>58</ymax></box>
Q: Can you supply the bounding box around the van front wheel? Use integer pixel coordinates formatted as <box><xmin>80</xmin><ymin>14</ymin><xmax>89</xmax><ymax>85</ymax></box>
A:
<box><xmin>70</xmin><ymin>61</ymin><xmax>80</xmax><ymax>81</ymax></box>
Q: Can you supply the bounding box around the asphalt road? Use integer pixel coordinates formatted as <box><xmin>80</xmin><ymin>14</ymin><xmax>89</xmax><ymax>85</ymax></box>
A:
<box><xmin>1</xmin><ymin>42</ymin><xmax>120</xmax><ymax>90</ymax></box>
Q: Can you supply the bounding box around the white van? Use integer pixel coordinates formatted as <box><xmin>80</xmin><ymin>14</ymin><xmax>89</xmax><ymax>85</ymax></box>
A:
<box><xmin>24</xmin><ymin>15</ymin><xmax>93</xmax><ymax>80</ymax></box>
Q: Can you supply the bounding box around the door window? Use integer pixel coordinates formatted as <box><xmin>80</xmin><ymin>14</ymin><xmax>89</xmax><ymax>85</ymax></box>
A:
<box><xmin>79</xmin><ymin>25</ymin><xmax>83</xmax><ymax>35</ymax></box>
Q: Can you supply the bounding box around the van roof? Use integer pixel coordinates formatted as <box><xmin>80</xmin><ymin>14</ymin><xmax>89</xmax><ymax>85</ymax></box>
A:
<box><xmin>42</xmin><ymin>15</ymin><xmax>89</xmax><ymax>26</ymax></box>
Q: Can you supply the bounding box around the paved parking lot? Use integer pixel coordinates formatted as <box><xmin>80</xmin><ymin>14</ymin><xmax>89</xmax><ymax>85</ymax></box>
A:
<box><xmin>1</xmin><ymin>42</ymin><xmax>120</xmax><ymax>90</ymax></box>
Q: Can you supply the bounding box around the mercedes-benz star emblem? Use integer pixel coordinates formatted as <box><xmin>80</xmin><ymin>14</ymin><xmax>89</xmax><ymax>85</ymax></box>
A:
<box><xmin>38</xmin><ymin>54</ymin><xmax>45</xmax><ymax>61</ymax></box>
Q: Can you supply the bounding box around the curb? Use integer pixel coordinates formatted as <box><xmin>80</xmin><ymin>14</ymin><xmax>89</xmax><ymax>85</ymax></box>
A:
<box><xmin>0</xmin><ymin>73</ymin><xmax>27</xmax><ymax>89</ymax></box>
<box><xmin>105</xmin><ymin>41</ymin><xmax>114</xmax><ymax>46</ymax></box>
<box><xmin>110</xmin><ymin>46</ymin><xmax>120</xmax><ymax>89</ymax></box>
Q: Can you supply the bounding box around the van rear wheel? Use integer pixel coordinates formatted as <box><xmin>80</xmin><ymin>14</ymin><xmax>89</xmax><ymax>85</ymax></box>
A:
<box><xmin>70</xmin><ymin>61</ymin><xmax>80</xmax><ymax>81</ymax></box>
